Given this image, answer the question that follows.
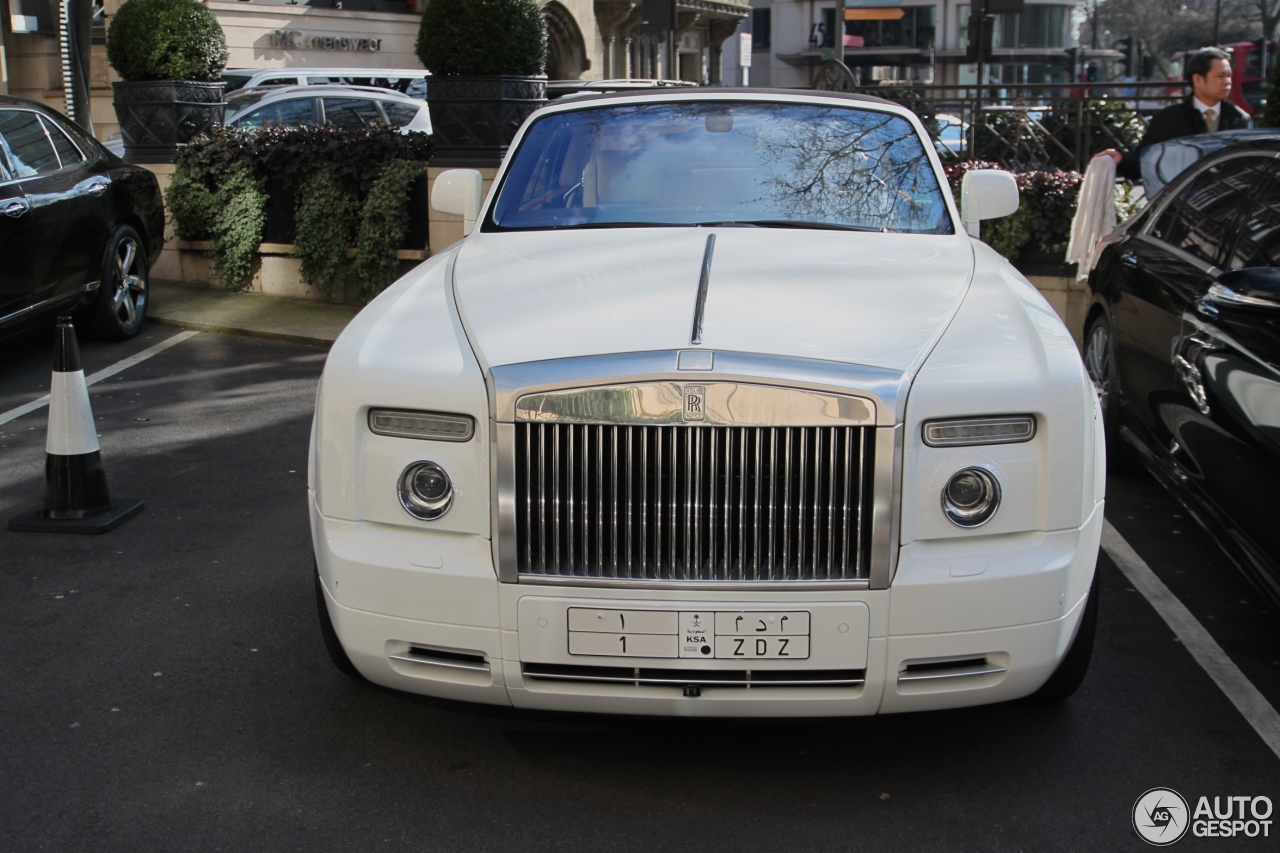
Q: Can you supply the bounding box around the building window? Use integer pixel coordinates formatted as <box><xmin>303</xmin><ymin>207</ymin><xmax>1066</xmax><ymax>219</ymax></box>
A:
<box><xmin>243</xmin><ymin>0</ymin><xmax>419</xmax><ymax>13</ymax></box>
<box><xmin>958</xmin><ymin>5</ymin><xmax>1071</xmax><ymax>50</ymax></box>
<box><xmin>822</xmin><ymin>6</ymin><xmax>935</xmax><ymax>51</ymax></box>
<box><xmin>752</xmin><ymin>8</ymin><xmax>771</xmax><ymax>49</ymax></box>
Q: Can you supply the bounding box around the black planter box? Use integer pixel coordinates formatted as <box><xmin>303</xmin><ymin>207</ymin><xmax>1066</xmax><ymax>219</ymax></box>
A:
<box><xmin>260</xmin><ymin>175</ymin><xmax>430</xmax><ymax>251</ymax></box>
<box><xmin>1014</xmin><ymin>250</ymin><xmax>1077</xmax><ymax>278</ymax></box>
<box><xmin>427</xmin><ymin>75</ymin><xmax>546</xmax><ymax>167</ymax></box>
<box><xmin>112</xmin><ymin>80</ymin><xmax>224</xmax><ymax>164</ymax></box>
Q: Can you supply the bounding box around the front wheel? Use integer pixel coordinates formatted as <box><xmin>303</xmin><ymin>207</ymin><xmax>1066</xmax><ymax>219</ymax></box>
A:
<box><xmin>1031</xmin><ymin>567</ymin><xmax>1099</xmax><ymax>703</ymax></box>
<box><xmin>92</xmin><ymin>225</ymin><xmax>149</xmax><ymax>340</ymax></box>
<box><xmin>315</xmin><ymin>567</ymin><xmax>362</xmax><ymax>680</ymax></box>
<box><xmin>1083</xmin><ymin>312</ymin><xmax>1130</xmax><ymax>472</ymax></box>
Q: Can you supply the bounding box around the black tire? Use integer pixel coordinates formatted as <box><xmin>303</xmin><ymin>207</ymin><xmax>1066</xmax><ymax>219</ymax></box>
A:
<box><xmin>1082</xmin><ymin>312</ymin><xmax>1131</xmax><ymax>473</ymax></box>
<box><xmin>315</xmin><ymin>568</ymin><xmax>362</xmax><ymax>680</ymax></box>
<box><xmin>92</xmin><ymin>225</ymin><xmax>149</xmax><ymax>340</ymax></box>
<box><xmin>1032</xmin><ymin>566</ymin><xmax>1099</xmax><ymax>703</ymax></box>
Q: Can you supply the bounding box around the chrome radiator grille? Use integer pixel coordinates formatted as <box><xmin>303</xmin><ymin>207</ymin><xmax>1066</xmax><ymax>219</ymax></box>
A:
<box><xmin>514</xmin><ymin>423</ymin><xmax>874</xmax><ymax>582</ymax></box>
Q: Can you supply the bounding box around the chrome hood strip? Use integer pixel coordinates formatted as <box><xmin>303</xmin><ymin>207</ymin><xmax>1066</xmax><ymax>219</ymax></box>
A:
<box><xmin>490</xmin><ymin>350</ymin><xmax>909</xmax><ymax>427</ymax></box>
<box><xmin>690</xmin><ymin>233</ymin><xmax>716</xmax><ymax>345</ymax></box>
<box><xmin>514</xmin><ymin>382</ymin><xmax>875</xmax><ymax>428</ymax></box>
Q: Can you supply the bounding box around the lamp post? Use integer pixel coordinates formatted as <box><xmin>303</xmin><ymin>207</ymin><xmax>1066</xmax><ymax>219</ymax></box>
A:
<box><xmin>837</xmin><ymin>0</ymin><xmax>846</xmax><ymax>67</ymax></box>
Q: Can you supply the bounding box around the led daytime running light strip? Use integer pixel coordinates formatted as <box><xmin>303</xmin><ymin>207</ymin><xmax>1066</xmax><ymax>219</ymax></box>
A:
<box><xmin>922</xmin><ymin>416</ymin><xmax>1036</xmax><ymax>447</ymax></box>
<box><xmin>369</xmin><ymin>409</ymin><xmax>475</xmax><ymax>441</ymax></box>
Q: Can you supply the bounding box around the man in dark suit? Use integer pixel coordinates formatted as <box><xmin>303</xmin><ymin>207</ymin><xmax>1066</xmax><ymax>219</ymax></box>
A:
<box><xmin>1097</xmin><ymin>48</ymin><xmax>1249</xmax><ymax>180</ymax></box>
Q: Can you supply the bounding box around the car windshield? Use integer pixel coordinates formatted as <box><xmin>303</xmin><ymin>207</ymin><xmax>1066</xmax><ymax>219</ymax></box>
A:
<box><xmin>488</xmin><ymin>101</ymin><xmax>953</xmax><ymax>234</ymax></box>
<box><xmin>222</xmin><ymin>90</ymin><xmax>274</xmax><ymax>122</ymax></box>
<box><xmin>221</xmin><ymin>72</ymin><xmax>253</xmax><ymax>94</ymax></box>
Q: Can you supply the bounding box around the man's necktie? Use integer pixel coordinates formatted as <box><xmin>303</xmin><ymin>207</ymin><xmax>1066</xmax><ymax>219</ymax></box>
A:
<box><xmin>1205</xmin><ymin>109</ymin><xmax>1219</xmax><ymax>132</ymax></box>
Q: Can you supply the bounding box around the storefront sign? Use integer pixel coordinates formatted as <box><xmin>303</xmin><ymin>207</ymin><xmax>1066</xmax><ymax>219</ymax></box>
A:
<box><xmin>271</xmin><ymin>30</ymin><xmax>383</xmax><ymax>52</ymax></box>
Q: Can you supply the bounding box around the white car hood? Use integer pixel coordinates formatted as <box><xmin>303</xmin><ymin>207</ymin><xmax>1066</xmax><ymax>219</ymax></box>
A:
<box><xmin>452</xmin><ymin>228</ymin><xmax>974</xmax><ymax>373</ymax></box>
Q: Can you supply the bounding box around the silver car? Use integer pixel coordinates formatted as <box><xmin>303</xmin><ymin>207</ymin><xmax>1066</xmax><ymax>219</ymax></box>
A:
<box><xmin>103</xmin><ymin>84</ymin><xmax>431</xmax><ymax>155</ymax></box>
<box><xmin>221</xmin><ymin>85</ymin><xmax>432</xmax><ymax>134</ymax></box>
<box><xmin>220</xmin><ymin>67</ymin><xmax>428</xmax><ymax>99</ymax></box>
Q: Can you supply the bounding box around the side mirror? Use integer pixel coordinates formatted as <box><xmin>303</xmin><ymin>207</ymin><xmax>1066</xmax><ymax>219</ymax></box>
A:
<box><xmin>1210</xmin><ymin>267</ymin><xmax>1280</xmax><ymax>308</ymax></box>
<box><xmin>960</xmin><ymin>170</ymin><xmax>1019</xmax><ymax>238</ymax></box>
<box><xmin>431</xmin><ymin>169</ymin><xmax>484</xmax><ymax>237</ymax></box>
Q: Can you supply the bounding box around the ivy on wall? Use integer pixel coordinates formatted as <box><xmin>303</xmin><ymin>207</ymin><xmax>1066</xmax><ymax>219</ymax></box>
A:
<box><xmin>167</xmin><ymin>125</ymin><xmax>434</xmax><ymax>297</ymax></box>
<box><xmin>294</xmin><ymin>168</ymin><xmax>359</xmax><ymax>299</ymax></box>
<box><xmin>353</xmin><ymin>160</ymin><xmax>429</xmax><ymax>302</ymax></box>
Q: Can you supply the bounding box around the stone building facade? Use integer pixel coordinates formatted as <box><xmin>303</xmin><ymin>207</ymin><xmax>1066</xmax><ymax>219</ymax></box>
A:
<box><xmin>0</xmin><ymin>0</ymin><xmax>748</xmax><ymax>141</ymax></box>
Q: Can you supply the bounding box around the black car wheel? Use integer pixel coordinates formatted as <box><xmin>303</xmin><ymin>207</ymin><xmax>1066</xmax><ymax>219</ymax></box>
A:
<box><xmin>1083</xmin><ymin>312</ymin><xmax>1130</xmax><ymax>471</ymax></box>
<box><xmin>315</xmin><ymin>566</ymin><xmax>362</xmax><ymax>680</ymax></box>
<box><xmin>1031</xmin><ymin>566</ymin><xmax>1099</xmax><ymax>703</ymax></box>
<box><xmin>93</xmin><ymin>225</ymin><xmax>148</xmax><ymax>340</ymax></box>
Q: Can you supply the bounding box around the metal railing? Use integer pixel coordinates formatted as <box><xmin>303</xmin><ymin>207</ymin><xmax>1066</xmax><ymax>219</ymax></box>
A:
<box><xmin>858</xmin><ymin>81</ymin><xmax>1189</xmax><ymax>171</ymax></box>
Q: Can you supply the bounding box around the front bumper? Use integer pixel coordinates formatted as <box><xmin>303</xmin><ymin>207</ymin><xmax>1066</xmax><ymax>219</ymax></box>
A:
<box><xmin>312</xmin><ymin>496</ymin><xmax>1103</xmax><ymax>716</ymax></box>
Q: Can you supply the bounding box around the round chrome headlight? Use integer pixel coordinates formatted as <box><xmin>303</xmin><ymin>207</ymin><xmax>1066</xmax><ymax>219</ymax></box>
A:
<box><xmin>398</xmin><ymin>461</ymin><xmax>454</xmax><ymax>520</ymax></box>
<box><xmin>941</xmin><ymin>467</ymin><xmax>1001</xmax><ymax>528</ymax></box>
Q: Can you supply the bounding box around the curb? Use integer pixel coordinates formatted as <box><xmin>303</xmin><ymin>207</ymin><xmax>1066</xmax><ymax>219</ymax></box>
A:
<box><xmin>145</xmin><ymin>315</ymin><xmax>336</xmax><ymax>348</ymax></box>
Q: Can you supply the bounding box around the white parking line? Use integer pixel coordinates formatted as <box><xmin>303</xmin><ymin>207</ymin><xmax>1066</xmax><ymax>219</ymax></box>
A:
<box><xmin>0</xmin><ymin>330</ymin><xmax>201</xmax><ymax>427</ymax></box>
<box><xmin>1102</xmin><ymin>520</ymin><xmax>1280</xmax><ymax>761</ymax></box>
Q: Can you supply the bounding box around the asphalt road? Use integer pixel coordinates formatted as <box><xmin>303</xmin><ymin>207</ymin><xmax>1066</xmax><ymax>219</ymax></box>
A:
<box><xmin>0</xmin><ymin>327</ymin><xmax>1276</xmax><ymax>851</ymax></box>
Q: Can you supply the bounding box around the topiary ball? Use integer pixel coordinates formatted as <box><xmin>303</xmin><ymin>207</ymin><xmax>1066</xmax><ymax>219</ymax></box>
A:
<box><xmin>416</xmin><ymin>0</ymin><xmax>547</xmax><ymax>77</ymax></box>
<box><xmin>107</xmin><ymin>0</ymin><xmax>228</xmax><ymax>83</ymax></box>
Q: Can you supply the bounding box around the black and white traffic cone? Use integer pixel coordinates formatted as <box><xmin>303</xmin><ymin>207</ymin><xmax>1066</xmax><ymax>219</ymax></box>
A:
<box><xmin>8</xmin><ymin>317</ymin><xmax>143</xmax><ymax>534</ymax></box>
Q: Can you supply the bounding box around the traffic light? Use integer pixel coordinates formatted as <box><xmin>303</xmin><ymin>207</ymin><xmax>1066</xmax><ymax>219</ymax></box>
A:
<box><xmin>1115</xmin><ymin>36</ymin><xmax>1141</xmax><ymax>78</ymax></box>
<box><xmin>1085</xmin><ymin>62</ymin><xmax>1100</xmax><ymax>83</ymax></box>
<box><xmin>1248</xmin><ymin>38</ymin><xmax>1270</xmax><ymax>80</ymax></box>
<box><xmin>1065</xmin><ymin>46</ymin><xmax>1081</xmax><ymax>82</ymax></box>
<box><xmin>965</xmin><ymin>14</ymin><xmax>993</xmax><ymax>64</ymax></box>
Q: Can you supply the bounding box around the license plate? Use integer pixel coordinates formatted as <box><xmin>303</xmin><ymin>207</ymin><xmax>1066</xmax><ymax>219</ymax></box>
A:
<box><xmin>567</xmin><ymin>608</ymin><xmax>810</xmax><ymax>660</ymax></box>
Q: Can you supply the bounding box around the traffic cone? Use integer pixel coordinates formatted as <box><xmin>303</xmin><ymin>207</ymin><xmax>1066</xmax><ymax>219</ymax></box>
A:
<box><xmin>8</xmin><ymin>317</ymin><xmax>143</xmax><ymax>534</ymax></box>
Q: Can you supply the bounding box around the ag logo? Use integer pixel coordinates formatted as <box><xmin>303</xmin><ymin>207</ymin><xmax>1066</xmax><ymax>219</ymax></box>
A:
<box><xmin>683</xmin><ymin>386</ymin><xmax>705</xmax><ymax>422</ymax></box>
<box><xmin>1133</xmin><ymin>788</ymin><xmax>1190</xmax><ymax>846</ymax></box>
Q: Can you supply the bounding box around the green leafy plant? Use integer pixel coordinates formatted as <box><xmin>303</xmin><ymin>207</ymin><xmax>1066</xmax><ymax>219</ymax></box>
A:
<box><xmin>168</xmin><ymin>125</ymin><xmax>433</xmax><ymax>299</ymax></box>
<box><xmin>210</xmin><ymin>170</ymin><xmax>266</xmax><ymax>290</ymax></box>
<box><xmin>165</xmin><ymin>166</ymin><xmax>218</xmax><ymax>241</ymax></box>
<box><xmin>294</xmin><ymin>168</ymin><xmax>360</xmax><ymax>299</ymax></box>
<box><xmin>944</xmin><ymin>161</ymin><xmax>1083</xmax><ymax>265</ymax></box>
<box><xmin>416</xmin><ymin>0</ymin><xmax>547</xmax><ymax>76</ymax></box>
<box><xmin>1114</xmin><ymin>181</ymin><xmax>1144</xmax><ymax>222</ymax></box>
<box><xmin>106</xmin><ymin>0</ymin><xmax>228</xmax><ymax>82</ymax></box>
<box><xmin>353</xmin><ymin>160</ymin><xmax>428</xmax><ymax>302</ymax></box>
<box><xmin>1255</xmin><ymin>60</ymin><xmax>1280</xmax><ymax>128</ymax></box>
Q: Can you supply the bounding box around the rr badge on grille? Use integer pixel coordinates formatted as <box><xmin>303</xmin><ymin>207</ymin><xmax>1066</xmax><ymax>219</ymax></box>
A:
<box><xmin>683</xmin><ymin>386</ymin><xmax>705</xmax><ymax>422</ymax></box>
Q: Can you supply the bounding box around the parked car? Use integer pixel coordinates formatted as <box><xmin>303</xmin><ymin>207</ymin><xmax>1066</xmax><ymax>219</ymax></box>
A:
<box><xmin>931</xmin><ymin>113</ymin><xmax>968</xmax><ymax>158</ymax></box>
<box><xmin>220</xmin><ymin>67</ymin><xmax>428</xmax><ymax>99</ymax></box>
<box><xmin>103</xmin><ymin>85</ymin><xmax>431</xmax><ymax>156</ymax></box>
<box><xmin>222</xmin><ymin>85</ymin><xmax>432</xmax><ymax>133</ymax></box>
<box><xmin>1086</xmin><ymin>134</ymin><xmax>1280</xmax><ymax>612</ymax></box>
<box><xmin>310</xmin><ymin>89</ymin><xmax>1105</xmax><ymax>717</ymax></box>
<box><xmin>545</xmin><ymin>78</ymin><xmax>697</xmax><ymax>100</ymax></box>
<box><xmin>1139</xmin><ymin>128</ymin><xmax>1280</xmax><ymax>196</ymax></box>
<box><xmin>0</xmin><ymin>96</ymin><xmax>163</xmax><ymax>342</ymax></box>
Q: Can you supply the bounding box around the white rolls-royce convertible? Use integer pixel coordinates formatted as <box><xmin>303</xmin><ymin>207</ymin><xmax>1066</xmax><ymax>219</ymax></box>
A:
<box><xmin>310</xmin><ymin>89</ymin><xmax>1105</xmax><ymax>716</ymax></box>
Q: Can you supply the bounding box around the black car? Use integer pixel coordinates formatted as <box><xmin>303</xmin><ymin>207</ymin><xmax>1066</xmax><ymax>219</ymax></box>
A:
<box><xmin>0</xmin><ymin>95</ymin><xmax>163</xmax><ymax>342</ymax></box>
<box><xmin>1086</xmin><ymin>134</ymin><xmax>1280</xmax><ymax>610</ymax></box>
